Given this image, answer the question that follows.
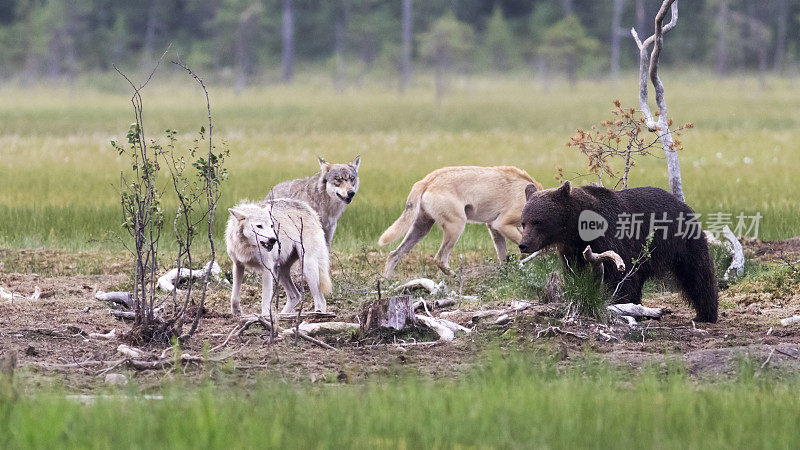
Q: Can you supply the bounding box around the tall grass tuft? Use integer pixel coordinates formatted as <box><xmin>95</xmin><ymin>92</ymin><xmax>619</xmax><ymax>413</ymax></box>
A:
<box><xmin>563</xmin><ymin>267</ymin><xmax>611</xmax><ymax>321</ymax></box>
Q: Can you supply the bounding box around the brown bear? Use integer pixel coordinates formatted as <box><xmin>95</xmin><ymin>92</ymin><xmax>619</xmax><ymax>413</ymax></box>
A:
<box><xmin>518</xmin><ymin>181</ymin><xmax>718</xmax><ymax>323</ymax></box>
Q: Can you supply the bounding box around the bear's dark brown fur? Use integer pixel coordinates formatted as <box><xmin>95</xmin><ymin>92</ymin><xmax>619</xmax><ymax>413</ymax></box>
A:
<box><xmin>519</xmin><ymin>181</ymin><xmax>718</xmax><ymax>322</ymax></box>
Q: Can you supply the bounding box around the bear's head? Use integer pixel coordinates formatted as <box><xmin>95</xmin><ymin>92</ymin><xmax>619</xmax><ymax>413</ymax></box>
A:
<box><xmin>518</xmin><ymin>181</ymin><xmax>573</xmax><ymax>254</ymax></box>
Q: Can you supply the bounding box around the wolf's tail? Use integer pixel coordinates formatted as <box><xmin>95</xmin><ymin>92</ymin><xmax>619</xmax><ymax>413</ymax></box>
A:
<box><xmin>378</xmin><ymin>180</ymin><xmax>427</xmax><ymax>246</ymax></box>
<box><xmin>318</xmin><ymin>250</ymin><xmax>333</xmax><ymax>295</ymax></box>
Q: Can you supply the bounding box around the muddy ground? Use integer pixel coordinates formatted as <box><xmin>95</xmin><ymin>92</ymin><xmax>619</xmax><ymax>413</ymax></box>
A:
<box><xmin>1</xmin><ymin>241</ymin><xmax>799</xmax><ymax>392</ymax></box>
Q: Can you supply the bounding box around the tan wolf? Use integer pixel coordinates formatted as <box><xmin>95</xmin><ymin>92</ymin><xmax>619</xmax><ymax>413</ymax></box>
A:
<box><xmin>226</xmin><ymin>199</ymin><xmax>332</xmax><ymax>316</ymax></box>
<box><xmin>267</xmin><ymin>156</ymin><xmax>360</xmax><ymax>247</ymax></box>
<box><xmin>378</xmin><ymin>166</ymin><xmax>543</xmax><ymax>278</ymax></box>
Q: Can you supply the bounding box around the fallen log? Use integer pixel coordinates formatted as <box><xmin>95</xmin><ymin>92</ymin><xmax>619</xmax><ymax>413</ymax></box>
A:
<box><xmin>780</xmin><ymin>315</ymin><xmax>800</xmax><ymax>327</ymax></box>
<box><xmin>412</xmin><ymin>298</ymin><xmax>456</xmax><ymax>312</ymax></box>
<box><xmin>292</xmin><ymin>321</ymin><xmax>360</xmax><ymax>337</ymax></box>
<box><xmin>721</xmin><ymin>225</ymin><xmax>745</xmax><ymax>280</ymax></box>
<box><xmin>395</xmin><ymin>278</ymin><xmax>445</xmax><ymax>296</ymax></box>
<box><xmin>95</xmin><ymin>291</ymin><xmax>133</xmax><ymax>309</ymax></box>
<box><xmin>277</xmin><ymin>311</ymin><xmax>337</xmax><ymax>321</ymax></box>
<box><xmin>157</xmin><ymin>261</ymin><xmax>225</xmax><ymax>292</ymax></box>
<box><xmin>87</xmin><ymin>329</ymin><xmax>117</xmax><ymax>340</ymax></box>
<box><xmin>607</xmin><ymin>303</ymin><xmax>670</xmax><ymax>319</ymax></box>
<box><xmin>414</xmin><ymin>315</ymin><xmax>454</xmax><ymax>341</ymax></box>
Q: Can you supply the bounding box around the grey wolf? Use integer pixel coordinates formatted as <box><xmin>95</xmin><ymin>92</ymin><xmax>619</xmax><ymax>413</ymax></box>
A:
<box><xmin>518</xmin><ymin>181</ymin><xmax>718</xmax><ymax>322</ymax></box>
<box><xmin>267</xmin><ymin>156</ymin><xmax>360</xmax><ymax>247</ymax></box>
<box><xmin>226</xmin><ymin>199</ymin><xmax>332</xmax><ymax>316</ymax></box>
<box><xmin>378</xmin><ymin>166</ymin><xmax>543</xmax><ymax>278</ymax></box>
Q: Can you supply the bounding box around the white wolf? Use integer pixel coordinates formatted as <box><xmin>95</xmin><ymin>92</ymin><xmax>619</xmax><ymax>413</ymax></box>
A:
<box><xmin>225</xmin><ymin>199</ymin><xmax>332</xmax><ymax>316</ymax></box>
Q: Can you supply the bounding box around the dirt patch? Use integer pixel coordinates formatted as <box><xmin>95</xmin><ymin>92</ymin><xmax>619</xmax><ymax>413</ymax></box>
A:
<box><xmin>743</xmin><ymin>237</ymin><xmax>800</xmax><ymax>262</ymax></box>
<box><xmin>2</xmin><ymin>245</ymin><xmax>800</xmax><ymax>390</ymax></box>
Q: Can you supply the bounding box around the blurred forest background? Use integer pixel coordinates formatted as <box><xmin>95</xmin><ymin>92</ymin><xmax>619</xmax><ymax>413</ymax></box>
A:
<box><xmin>0</xmin><ymin>0</ymin><xmax>797</xmax><ymax>88</ymax></box>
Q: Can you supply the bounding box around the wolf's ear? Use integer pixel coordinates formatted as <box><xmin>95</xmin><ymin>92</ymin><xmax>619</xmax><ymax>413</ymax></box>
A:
<box><xmin>350</xmin><ymin>155</ymin><xmax>361</xmax><ymax>171</ymax></box>
<box><xmin>228</xmin><ymin>208</ymin><xmax>247</xmax><ymax>221</ymax></box>
<box><xmin>525</xmin><ymin>184</ymin><xmax>539</xmax><ymax>201</ymax></box>
<box><xmin>556</xmin><ymin>180</ymin><xmax>572</xmax><ymax>197</ymax></box>
<box><xmin>318</xmin><ymin>156</ymin><xmax>330</xmax><ymax>175</ymax></box>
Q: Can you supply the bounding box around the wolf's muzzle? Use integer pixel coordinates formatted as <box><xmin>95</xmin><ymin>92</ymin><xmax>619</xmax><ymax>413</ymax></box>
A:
<box><xmin>337</xmin><ymin>192</ymin><xmax>354</xmax><ymax>204</ymax></box>
<box><xmin>261</xmin><ymin>237</ymin><xmax>278</xmax><ymax>251</ymax></box>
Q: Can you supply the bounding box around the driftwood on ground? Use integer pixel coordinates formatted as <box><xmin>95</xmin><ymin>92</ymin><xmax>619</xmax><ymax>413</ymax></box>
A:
<box><xmin>157</xmin><ymin>261</ymin><xmax>225</xmax><ymax>292</ymax></box>
<box><xmin>582</xmin><ymin>245</ymin><xmax>626</xmax><ymax>272</ymax></box>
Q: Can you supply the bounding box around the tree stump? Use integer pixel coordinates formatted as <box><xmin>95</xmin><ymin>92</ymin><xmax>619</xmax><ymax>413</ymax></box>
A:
<box><xmin>359</xmin><ymin>295</ymin><xmax>416</xmax><ymax>332</ymax></box>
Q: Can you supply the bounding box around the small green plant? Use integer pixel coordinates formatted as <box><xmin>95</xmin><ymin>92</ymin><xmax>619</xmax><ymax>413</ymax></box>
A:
<box><xmin>113</xmin><ymin>56</ymin><xmax>226</xmax><ymax>344</ymax></box>
<box><xmin>486</xmin><ymin>253</ymin><xmax>560</xmax><ymax>300</ymax></box>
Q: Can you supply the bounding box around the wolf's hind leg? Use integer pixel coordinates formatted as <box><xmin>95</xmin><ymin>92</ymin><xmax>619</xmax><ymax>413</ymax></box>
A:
<box><xmin>434</xmin><ymin>217</ymin><xmax>466</xmax><ymax>275</ymax></box>
<box><xmin>230</xmin><ymin>260</ymin><xmax>244</xmax><ymax>316</ymax></box>
<box><xmin>383</xmin><ymin>212</ymin><xmax>435</xmax><ymax>278</ymax></box>
<box><xmin>487</xmin><ymin>225</ymin><xmax>508</xmax><ymax>261</ymax></box>
<box><xmin>300</xmin><ymin>260</ymin><xmax>327</xmax><ymax>313</ymax></box>
<box><xmin>278</xmin><ymin>256</ymin><xmax>302</xmax><ymax>314</ymax></box>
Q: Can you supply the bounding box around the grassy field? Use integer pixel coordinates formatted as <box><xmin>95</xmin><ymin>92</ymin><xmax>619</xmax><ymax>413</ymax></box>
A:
<box><xmin>1</xmin><ymin>72</ymin><xmax>799</xmax><ymax>255</ymax></box>
<box><xmin>3</xmin><ymin>353</ymin><xmax>800</xmax><ymax>449</ymax></box>
<box><xmin>2</xmin><ymin>72</ymin><xmax>800</xmax><ymax>448</ymax></box>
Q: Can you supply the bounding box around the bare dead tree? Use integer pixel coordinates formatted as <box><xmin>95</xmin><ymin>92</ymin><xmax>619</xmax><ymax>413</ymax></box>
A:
<box><xmin>728</xmin><ymin>10</ymin><xmax>770</xmax><ymax>88</ymax></box>
<box><xmin>281</xmin><ymin>0</ymin><xmax>295</xmax><ymax>82</ymax></box>
<box><xmin>334</xmin><ymin>8</ymin><xmax>347</xmax><ymax>92</ymax></box>
<box><xmin>773</xmin><ymin>0</ymin><xmax>788</xmax><ymax>72</ymax></box>
<box><xmin>399</xmin><ymin>0</ymin><xmax>413</xmax><ymax>93</ymax></box>
<box><xmin>235</xmin><ymin>3</ymin><xmax>263</xmax><ymax>93</ymax></box>
<box><xmin>715</xmin><ymin>0</ymin><xmax>729</xmax><ymax>76</ymax></box>
<box><xmin>630</xmin><ymin>0</ymin><xmax>684</xmax><ymax>201</ymax></box>
<box><xmin>610</xmin><ymin>0</ymin><xmax>625</xmax><ymax>80</ymax></box>
<box><xmin>635</xmin><ymin>0</ymin><xmax>647</xmax><ymax>39</ymax></box>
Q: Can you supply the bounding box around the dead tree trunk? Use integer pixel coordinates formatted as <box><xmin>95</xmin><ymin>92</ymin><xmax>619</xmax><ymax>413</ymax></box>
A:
<box><xmin>142</xmin><ymin>1</ymin><xmax>161</xmax><ymax>66</ymax></box>
<box><xmin>334</xmin><ymin>12</ymin><xmax>346</xmax><ymax>92</ymax></box>
<box><xmin>636</xmin><ymin>0</ymin><xmax>647</xmax><ymax>38</ymax></box>
<box><xmin>715</xmin><ymin>0</ymin><xmax>729</xmax><ymax>76</ymax></box>
<box><xmin>562</xmin><ymin>0</ymin><xmax>574</xmax><ymax>16</ymax></box>
<box><xmin>359</xmin><ymin>295</ymin><xmax>416</xmax><ymax>332</ymax></box>
<box><xmin>562</xmin><ymin>0</ymin><xmax>576</xmax><ymax>84</ymax></box>
<box><xmin>610</xmin><ymin>0</ymin><xmax>625</xmax><ymax>80</ymax></box>
<box><xmin>773</xmin><ymin>0</ymin><xmax>788</xmax><ymax>72</ymax></box>
<box><xmin>631</xmin><ymin>0</ymin><xmax>684</xmax><ymax>202</ymax></box>
<box><xmin>728</xmin><ymin>10</ymin><xmax>769</xmax><ymax>88</ymax></box>
<box><xmin>235</xmin><ymin>3</ymin><xmax>262</xmax><ymax>93</ymax></box>
<box><xmin>281</xmin><ymin>0</ymin><xmax>294</xmax><ymax>82</ymax></box>
<box><xmin>399</xmin><ymin>0</ymin><xmax>413</xmax><ymax>93</ymax></box>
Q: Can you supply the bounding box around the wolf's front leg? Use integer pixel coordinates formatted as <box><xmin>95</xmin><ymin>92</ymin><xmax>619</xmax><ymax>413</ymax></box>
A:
<box><xmin>230</xmin><ymin>260</ymin><xmax>244</xmax><ymax>316</ymax></box>
<box><xmin>260</xmin><ymin>269</ymin><xmax>275</xmax><ymax>316</ymax></box>
<box><xmin>325</xmin><ymin>220</ymin><xmax>337</xmax><ymax>248</ymax></box>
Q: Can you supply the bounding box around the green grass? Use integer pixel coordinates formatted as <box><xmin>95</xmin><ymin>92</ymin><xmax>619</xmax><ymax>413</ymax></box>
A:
<box><xmin>2</xmin><ymin>353</ymin><xmax>800</xmax><ymax>449</ymax></box>
<box><xmin>1</xmin><ymin>72</ymin><xmax>799</xmax><ymax>255</ymax></box>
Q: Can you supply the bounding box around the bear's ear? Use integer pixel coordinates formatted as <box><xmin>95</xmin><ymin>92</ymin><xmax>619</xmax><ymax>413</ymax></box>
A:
<box><xmin>525</xmin><ymin>184</ymin><xmax>539</xmax><ymax>201</ymax></box>
<box><xmin>556</xmin><ymin>180</ymin><xmax>572</xmax><ymax>198</ymax></box>
<box><xmin>228</xmin><ymin>208</ymin><xmax>247</xmax><ymax>221</ymax></box>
